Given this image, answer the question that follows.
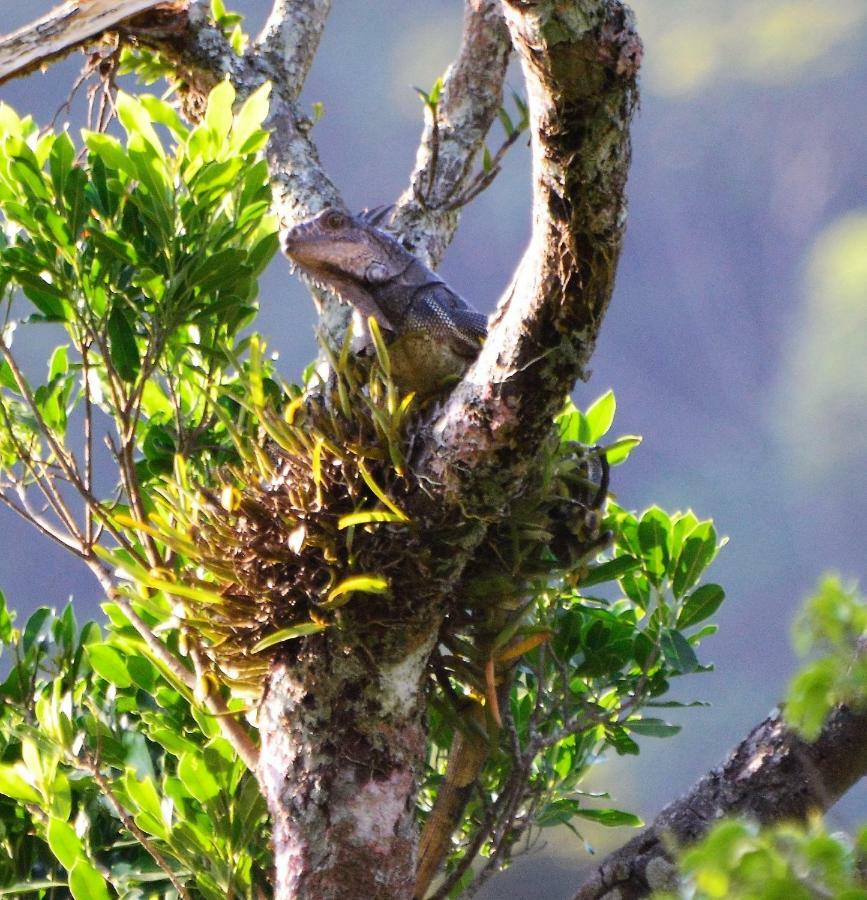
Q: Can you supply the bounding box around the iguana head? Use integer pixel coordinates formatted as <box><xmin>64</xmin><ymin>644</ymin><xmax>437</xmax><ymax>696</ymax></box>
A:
<box><xmin>283</xmin><ymin>208</ymin><xmax>412</xmax><ymax>328</ymax></box>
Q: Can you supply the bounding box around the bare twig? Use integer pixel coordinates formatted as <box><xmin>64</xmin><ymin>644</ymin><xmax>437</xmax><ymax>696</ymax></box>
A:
<box><xmin>81</xmin><ymin>341</ymin><xmax>94</xmax><ymax>546</ymax></box>
<box><xmin>0</xmin><ymin>489</ymin><xmax>85</xmax><ymax>557</ymax></box>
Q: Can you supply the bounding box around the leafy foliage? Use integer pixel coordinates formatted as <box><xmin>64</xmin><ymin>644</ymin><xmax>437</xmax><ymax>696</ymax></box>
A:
<box><xmin>0</xmin><ymin>75</ymin><xmax>730</xmax><ymax>897</ymax></box>
<box><xmin>421</xmin><ymin>394</ymin><xmax>726</xmax><ymax>894</ymax></box>
<box><xmin>0</xmin><ymin>82</ymin><xmax>277</xmax><ymax>896</ymax></box>
<box><xmin>667</xmin><ymin>818</ymin><xmax>867</xmax><ymax>899</ymax></box>
<box><xmin>0</xmin><ymin>595</ymin><xmax>269</xmax><ymax>898</ymax></box>
<box><xmin>786</xmin><ymin>576</ymin><xmax>867</xmax><ymax>739</ymax></box>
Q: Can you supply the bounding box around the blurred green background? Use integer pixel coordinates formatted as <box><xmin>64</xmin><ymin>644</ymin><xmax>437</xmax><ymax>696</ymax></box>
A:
<box><xmin>1</xmin><ymin>1</ymin><xmax>865</xmax><ymax>896</ymax></box>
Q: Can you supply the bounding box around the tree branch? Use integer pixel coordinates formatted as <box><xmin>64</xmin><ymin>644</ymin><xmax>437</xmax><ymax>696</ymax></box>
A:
<box><xmin>573</xmin><ymin>704</ymin><xmax>867</xmax><ymax>899</ymax></box>
<box><xmin>392</xmin><ymin>0</ymin><xmax>512</xmax><ymax>267</ymax></box>
<box><xmin>420</xmin><ymin>0</ymin><xmax>642</xmax><ymax>505</ymax></box>
<box><xmin>0</xmin><ymin>0</ymin><xmax>172</xmax><ymax>84</ymax></box>
<box><xmin>251</xmin><ymin>0</ymin><xmax>330</xmax><ymax>100</ymax></box>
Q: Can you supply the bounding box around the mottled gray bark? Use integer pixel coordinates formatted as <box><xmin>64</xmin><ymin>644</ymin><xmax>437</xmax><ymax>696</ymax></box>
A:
<box><xmin>420</xmin><ymin>0</ymin><xmax>642</xmax><ymax>508</ymax></box>
<box><xmin>258</xmin><ymin>632</ymin><xmax>438</xmax><ymax>899</ymax></box>
<box><xmin>573</xmin><ymin>705</ymin><xmax>867</xmax><ymax>900</ymax></box>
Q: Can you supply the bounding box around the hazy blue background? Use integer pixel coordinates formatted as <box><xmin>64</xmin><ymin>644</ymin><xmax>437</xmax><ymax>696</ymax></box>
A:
<box><xmin>1</xmin><ymin>2</ymin><xmax>866</xmax><ymax>897</ymax></box>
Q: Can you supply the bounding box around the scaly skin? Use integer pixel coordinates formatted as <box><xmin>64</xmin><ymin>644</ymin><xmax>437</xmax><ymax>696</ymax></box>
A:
<box><xmin>283</xmin><ymin>208</ymin><xmax>488</xmax><ymax>395</ymax></box>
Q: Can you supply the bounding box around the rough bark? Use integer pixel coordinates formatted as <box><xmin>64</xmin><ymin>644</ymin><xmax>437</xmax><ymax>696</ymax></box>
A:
<box><xmin>258</xmin><ymin>632</ymin><xmax>438</xmax><ymax>899</ymax></box>
<box><xmin>420</xmin><ymin>0</ymin><xmax>642</xmax><ymax>509</ymax></box>
<box><xmin>573</xmin><ymin>704</ymin><xmax>867</xmax><ymax>899</ymax></box>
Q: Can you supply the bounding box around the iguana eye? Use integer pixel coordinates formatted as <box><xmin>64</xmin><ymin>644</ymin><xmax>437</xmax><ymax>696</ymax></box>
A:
<box><xmin>324</xmin><ymin>211</ymin><xmax>345</xmax><ymax>230</ymax></box>
<box><xmin>365</xmin><ymin>262</ymin><xmax>390</xmax><ymax>283</ymax></box>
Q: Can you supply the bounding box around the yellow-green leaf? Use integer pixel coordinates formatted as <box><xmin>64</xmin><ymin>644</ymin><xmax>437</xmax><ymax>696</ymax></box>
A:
<box><xmin>338</xmin><ymin>510</ymin><xmax>408</xmax><ymax>529</ymax></box>
<box><xmin>356</xmin><ymin>460</ymin><xmax>409</xmax><ymax>521</ymax></box>
<box><xmin>323</xmin><ymin>575</ymin><xmax>389</xmax><ymax>609</ymax></box>
<box><xmin>252</xmin><ymin>622</ymin><xmax>327</xmax><ymax>653</ymax></box>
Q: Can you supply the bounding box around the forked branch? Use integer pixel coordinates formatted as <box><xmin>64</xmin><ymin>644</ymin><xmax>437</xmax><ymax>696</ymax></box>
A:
<box><xmin>421</xmin><ymin>0</ymin><xmax>642</xmax><ymax>506</ymax></box>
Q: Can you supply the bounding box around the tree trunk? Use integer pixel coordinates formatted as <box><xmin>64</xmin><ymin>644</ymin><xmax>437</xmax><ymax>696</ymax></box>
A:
<box><xmin>258</xmin><ymin>629</ymin><xmax>438</xmax><ymax>898</ymax></box>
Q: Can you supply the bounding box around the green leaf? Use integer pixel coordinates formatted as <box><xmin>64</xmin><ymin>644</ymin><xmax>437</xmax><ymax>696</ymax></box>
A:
<box><xmin>48</xmin><ymin>132</ymin><xmax>75</xmax><ymax>197</ymax></box>
<box><xmin>603</xmin><ymin>435</ymin><xmax>642</xmax><ymax>466</ymax></box>
<box><xmin>107</xmin><ymin>305</ymin><xmax>141</xmax><ymax>382</ymax></box>
<box><xmin>48</xmin><ymin>345</ymin><xmax>69</xmax><ymax>380</ymax></box>
<box><xmin>337</xmin><ymin>510</ymin><xmax>407</xmax><ymax>529</ymax></box>
<box><xmin>573</xmin><ymin>807</ymin><xmax>643</xmax><ymax>827</ymax></box>
<box><xmin>0</xmin><ymin>764</ymin><xmax>40</xmax><ymax>803</ymax></box>
<box><xmin>498</xmin><ymin>107</ymin><xmax>515</xmax><ymax>137</ymax></box>
<box><xmin>68</xmin><ymin>859</ymin><xmax>110</xmax><ymax>900</ymax></box>
<box><xmin>677</xmin><ymin>583</ymin><xmax>725</xmax><ymax>630</ymax></box>
<box><xmin>580</xmin><ymin>555</ymin><xmax>640</xmax><ymax>588</ymax></box>
<box><xmin>638</xmin><ymin>506</ymin><xmax>671</xmax><ymax>583</ymax></box>
<box><xmin>47</xmin><ymin>816</ymin><xmax>83</xmax><ymax>870</ymax></box>
<box><xmin>0</xmin><ymin>359</ymin><xmax>16</xmax><ymax>391</ymax></box>
<box><xmin>139</xmin><ymin>95</ymin><xmax>189</xmax><ymax>141</ymax></box>
<box><xmin>84</xmin><ymin>132</ymin><xmax>134</xmax><ymax>176</ymax></box>
<box><xmin>660</xmin><ymin>627</ymin><xmax>699</xmax><ymax>674</ymax></box>
<box><xmin>625</xmin><ymin>717</ymin><xmax>682</xmax><ymax>738</ymax></box>
<box><xmin>230</xmin><ymin>82</ymin><xmax>271</xmax><ymax>152</ymax></box>
<box><xmin>672</xmin><ymin>522</ymin><xmax>718</xmax><ymax>597</ymax></box>
<box><xmin>116</xmin><ymin>91</ymin><xmax>165</xmax><ymax>157</ymax></box>
<box><xmin>9</xmin><ymin>157</ymin><xmax>50</xmax><ymax>202</ymax></box>
<box><xmin>583</xmin><ymin>390</ymin><xmax>616</xmax><ymax>442</ymax></box>
<box><xmin>252</xmin><ymin>622</ymin><xmax>327</xmax><ymax>653</ymax></box>
<box><xmin>604</xmin><ymin>724</ymin><xmax>640</xmax><ymax>755</ymax></box>
<box><xmin>123</xmin><ymin>771</ymin><xmax>164</xmax><ymax>825</ymax></box>
<box><xmin>22</xmin><ymin>607</ymin><xmax>52</xmax><ymax>652</ymax></box>
<box><xmin>178</xmin><ymin>751</ymin><xmax>221</xmax><ymax>803</ymax></box>
<box><xmin>86</xmin><ymin>643</ymin><xmax>133</xmax><ymax>688</ymax></box>
<box><xmin>204</xmin><ymin>80</ymin><xmax>236</xmax><ymax>146</ymax></box>
<box><xmin>15</xmin><ymin>271</ymin><xmax>68</xmax><ymax>321</ymax></box>
<box><xmin>785</xmin><ymin>658</ymin><xmax>837</xmax><ymax>739</ymax></box>
<box><xmin>0</xmin><ymin>590</ymin><xmax>13</xmax><ymax>643</ymax></box>
<box><xmin>190</xmin><ymin>247</ymin><xmax>247</xmax><ymax>292</ymax></box>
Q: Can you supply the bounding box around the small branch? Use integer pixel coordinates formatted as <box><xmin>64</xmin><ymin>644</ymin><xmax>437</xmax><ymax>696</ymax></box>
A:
<box><xmin>81</xmin><ymin>341</ymin><xmax>94</xmax><ymax>546</ymax></box>
<box><xmin>0</xmin><ymin>340</ymin><xmax>84</xmax><ymax>493</ymax></box>
<box><xmin>573</xmin><ymin>704</ymin><xmax>867</xmax><ymax>900</ymax></box>
<box><xmin>392</xmin><ymin>0</ymin><xmax>512</xmax><ymax>267</ymax></box>
<box><xmin>81</xmin><ymin>748</ymin><xmax>192</xmax><ymax>900</ymax></box>
<box><xmin>189</xmin><ymin>641</ymin><xmax>260</xmax><ymax>772</ymax></box>
<box><xmin>0</xmin><ymin>489</ymin><xmax>85</xmax><ymax>557</ymax></box>
<box><xmin>88</xmin><ymin>559</ymin><xmax>260</xmax><ymax>772</ymax></box>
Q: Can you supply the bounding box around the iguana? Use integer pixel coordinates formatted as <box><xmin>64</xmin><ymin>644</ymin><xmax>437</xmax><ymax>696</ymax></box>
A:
<box><xmin>284</xmin><ymin>208</ymin><xmax>608</xmax><ymax>900</ymax></box>
<box><xmin>283</xmin><ymin>207</ymin><xmax>488</xmax><ymax>395</ymax></box>
<box><xmin>284</xmin><ymin>207</ymin><xmax>493</xmax><ymax>895</ymax></box>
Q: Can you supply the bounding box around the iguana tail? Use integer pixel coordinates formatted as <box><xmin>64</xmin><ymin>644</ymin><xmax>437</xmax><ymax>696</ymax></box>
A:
<box><xmin>414</xmin><ymin>706</ymin><xmax>489</xmax><ymax>899</ymax></box>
